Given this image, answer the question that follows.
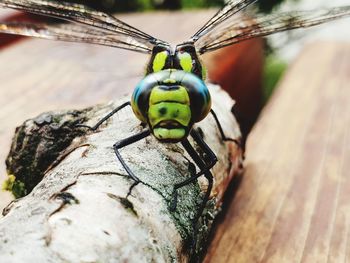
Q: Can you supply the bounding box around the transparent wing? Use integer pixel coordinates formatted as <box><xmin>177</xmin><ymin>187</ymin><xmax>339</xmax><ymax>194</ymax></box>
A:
<box><xmin>0</xmin><ymin>21</ymin><xmax>152</xmax><ymax>53</ymax></box>
<box><xmin>191</xmin><ymin>0</ymin><xmax>257</xmax><ymax>41</ymax></box>
<box><xmin>195</xmin><ymin>6</ymin><xmax>350</xmax><ymax>54</ymax></box>
<box><xmin>0</xmin><ymin>0</ymin><xmax>168</xmax><ymax>51</ymax></box>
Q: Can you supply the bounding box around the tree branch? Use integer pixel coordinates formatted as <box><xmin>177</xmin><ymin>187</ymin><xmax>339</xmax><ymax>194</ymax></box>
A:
<box><xmin>1</xmin><ymin>84</ymin><xmax>242</xmax><ymax>262</ymax></box>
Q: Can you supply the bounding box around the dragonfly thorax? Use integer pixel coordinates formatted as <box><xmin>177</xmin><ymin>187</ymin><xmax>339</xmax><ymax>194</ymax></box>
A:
<box><xmin>131</xmin><ymin>69</ymin><xmax>211</xmax><ymax>142</ymax></box>
<box><xmin>146</xmin><ymin>43</ymin><xmax>206</xmax><ymax>80</ymax></box>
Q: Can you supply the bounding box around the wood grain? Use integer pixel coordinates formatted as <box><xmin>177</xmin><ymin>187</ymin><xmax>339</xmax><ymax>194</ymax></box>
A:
<box><xmin>204</xmin><ymin>42</ymin><xmax>350</xmax><ymax>263</ymax></box>
<box><xmin>0</xmin><ymin>11</ymin><xmax>263</xmax><ymax>214</ymax></box>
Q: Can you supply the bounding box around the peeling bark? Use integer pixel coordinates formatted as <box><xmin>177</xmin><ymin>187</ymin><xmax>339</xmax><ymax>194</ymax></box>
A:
<box><xmin>0</xmin><ymin>84</ymin><xmax>242</xmax><ymax>262</ymax></box>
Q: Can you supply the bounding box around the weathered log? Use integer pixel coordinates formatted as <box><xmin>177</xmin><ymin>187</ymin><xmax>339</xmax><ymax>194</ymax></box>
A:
<box><xmin>0</xmin><ymin>84</ymin><xmax>242</xmax><ymax>262</ymax></box>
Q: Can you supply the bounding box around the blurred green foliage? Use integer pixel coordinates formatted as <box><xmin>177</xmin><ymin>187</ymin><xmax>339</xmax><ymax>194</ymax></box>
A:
<box><xmin>181</xmin><ymin>0</ymin><xmax>225</xmax><ymax>9</ymax></box>
<box><xmin>263</xmin><ymin>55</ymin><xmax>288</xmax><ymax>102</ymax></box>
<box><xmin>69</xmin><ymin>0</ymin><xmax>290</xmax><ymax>12</ymax></box>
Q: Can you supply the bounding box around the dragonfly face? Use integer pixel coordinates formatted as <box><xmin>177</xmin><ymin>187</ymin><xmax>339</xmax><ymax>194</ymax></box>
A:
<box><xmin>139</xmin><ymin>42</ymin><xmax>209</xmax><ymax>142</ymax></box>
<box><xmin>146</xmin><ymin>43</ymin><xmax>206</xmax><ymax>80</ymax></box>
<box><xmin>131</xmin><ymin>69</ymin><xmax>211</xmax><ymax>142</ymax></box>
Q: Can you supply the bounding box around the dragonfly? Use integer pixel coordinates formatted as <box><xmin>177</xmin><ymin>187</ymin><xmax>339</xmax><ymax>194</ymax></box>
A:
<box><xmin>0</xmin><ymin>0</ymin><xmax>349</xmax><ymax>247</ymax></box>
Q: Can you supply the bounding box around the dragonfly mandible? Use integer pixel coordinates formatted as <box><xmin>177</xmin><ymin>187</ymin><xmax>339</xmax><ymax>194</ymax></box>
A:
<box><xmin>0</xmin><ymin>0</ymin><xmax>349</xmax><ymax>246</ymax></box>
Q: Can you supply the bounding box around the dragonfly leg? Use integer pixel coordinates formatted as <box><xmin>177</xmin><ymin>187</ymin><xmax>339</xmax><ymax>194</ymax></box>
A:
<box><xmin>210</xmin><ymin>109</ymin><xmax>241</xmax><ymax>147</ymax></box>
<box><xmin>169</xmin><ymin>161</ymin><xmax>197</xmax><ymax>211</ymax></box>
<box><xmin>77</xmin><ymin>101</ymin><xmax>131</xmax><ymax>131</ymax></box>
<box><xmin>170</xmin><ymin>128</ymin><xmax>217</xmax><ymax>250</ymax></box>
<box><xmin>171</xmin><ymin>129</ymin><xmax>217</xmax><ymax>210</ymax></box>
<box><xmin>189</xmin><ymin>128</ymin><xmax>216</xmax><ymax>225</ymax></box>
<box><xmin>113</xmin><ymin>129</ymin><xmax>151</xmax><ymax>197</ymax></box>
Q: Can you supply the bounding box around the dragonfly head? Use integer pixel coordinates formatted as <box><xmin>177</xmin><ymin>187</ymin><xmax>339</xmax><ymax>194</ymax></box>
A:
<box><xmin>132</xmin><ymin>70</ymin><xmax>211</xmax><ymax>143</ymax></box>
<box><xmin>146</xmin><ymin>42</ymin><xmax>206</xmax><ymax>80</ymax></box>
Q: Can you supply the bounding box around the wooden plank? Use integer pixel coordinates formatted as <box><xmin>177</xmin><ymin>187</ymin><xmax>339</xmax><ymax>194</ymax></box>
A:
<box><xmin>0</xmin><ymin>11</ymin><xmax>262</xmax><ymax>213</ymax></box>
<box><xmin>204</xmin><ymin>42</ymin><xmax>350</xmax><ymax>263</ymax></box>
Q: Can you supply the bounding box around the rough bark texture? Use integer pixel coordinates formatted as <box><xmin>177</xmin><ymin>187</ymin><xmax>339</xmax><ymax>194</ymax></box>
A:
<box><xmin>0</xmin><ymin>84</ymin><xmax>242</xmax><ymax>262</ymax></box>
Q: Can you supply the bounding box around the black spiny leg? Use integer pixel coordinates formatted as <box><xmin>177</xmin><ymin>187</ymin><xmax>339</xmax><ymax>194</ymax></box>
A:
<box><xmin>188</xmin><ymin>129</ymin><xmax>217</xmax><ymax>225</ymax></box>
<box><xmin>210</xmin><ymin>109</ymin><xmax>241</xmax><ymax>147</ymax></box>
<box><xmin>77</xmin><ymin>101</ymin><xmax>131</xmax><ymax>131</ymax></box>
<box><xmin>170</xmin><ymin>128</ymin><xmax>217</xmax><ymax>250</ymax></box>
<box><xmin>113</xmin><ymin>129</ymin><xmax>151</xmax><ymax>196</ymax></box>
<box><xmin>170</xmin><ymin>135</ymin><xmax>217</xmax><ymax>211</ymax></box>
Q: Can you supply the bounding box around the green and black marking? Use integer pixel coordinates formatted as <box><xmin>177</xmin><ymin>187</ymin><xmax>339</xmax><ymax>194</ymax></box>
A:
<box><xmin>131</xmin><ymin>69</ymin><xmax>211</xmax><ymax>142</ymax></box>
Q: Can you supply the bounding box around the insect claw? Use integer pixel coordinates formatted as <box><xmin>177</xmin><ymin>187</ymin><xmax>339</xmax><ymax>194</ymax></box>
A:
<box><xmin>126</xmin><ymin>181</ymin><xmax>140</xmax><ymax>198</ymax></box>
